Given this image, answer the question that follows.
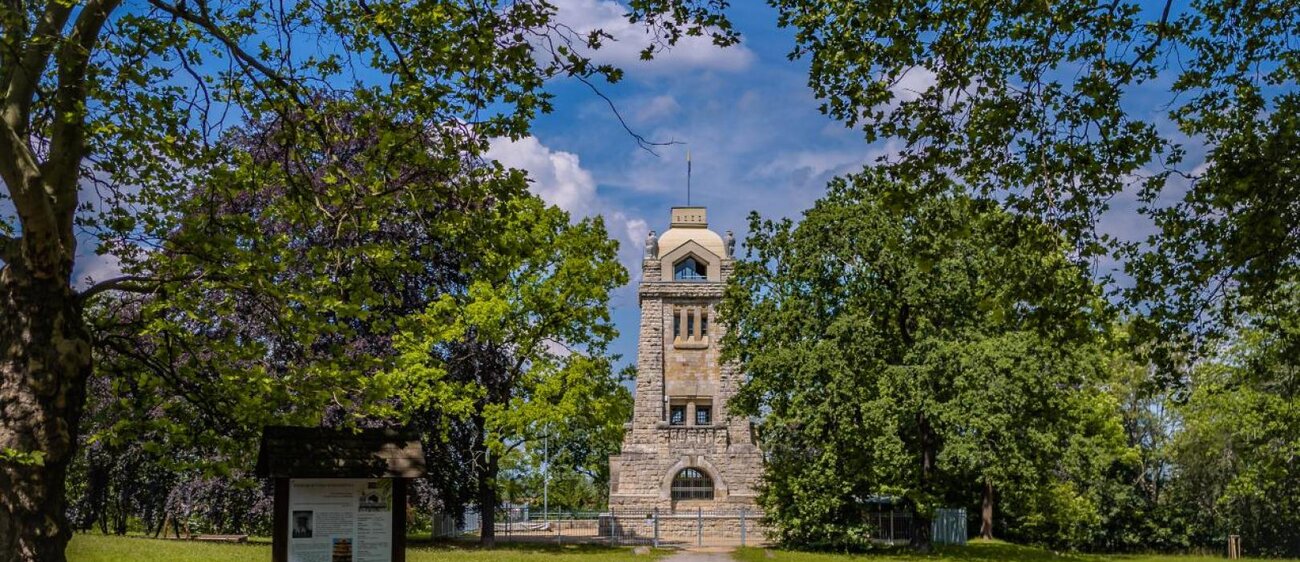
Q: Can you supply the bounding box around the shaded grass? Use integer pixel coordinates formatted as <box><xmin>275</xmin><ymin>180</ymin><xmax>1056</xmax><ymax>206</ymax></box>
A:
<box><xmin>67</xmin><ymin>533</ymin><xmax>668</xmax><ymax>562</ymax></box>
<box><xmin>68</xmin><ymin>534</ymin><xmax>270</xmax><ymax>562</ymax></box>
<box><xmin>405</xmin><ymin>538</ymin><xmax>671</xmax><ymax>561</ymax></box>
<box><xmin>734</xmin><ymin>539</ymin><xmax>1269</xmax><ymax>562</ymax></box>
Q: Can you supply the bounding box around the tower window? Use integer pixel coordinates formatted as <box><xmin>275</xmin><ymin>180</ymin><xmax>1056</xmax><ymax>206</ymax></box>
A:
<box><xmin>669</xmin><ymin>405</ymin><xmax>686</xmax><ymax>426</ymax></box>
<box><xmin>695</xmin><ymin>405</ymin><xmax>712</xmax><ymax>426</ymax></box>
<box><xmin>673</xmin><ymin>313</ymin><xmax>681</xmax><ymax>339</ymax></box>
<box><xmin>674</xmin><ymin>257</ymin><xmax>708</xmax><ymax>281</ymax></box>
<box><xmin>700</xmin><ymin>312</ymin><xmax>708</xmax><ymax>337</ymax></box>
<box><xmin>671</xmin><ymin>468</ymin><xmax>714</xmax><ymax>500</ymax></box>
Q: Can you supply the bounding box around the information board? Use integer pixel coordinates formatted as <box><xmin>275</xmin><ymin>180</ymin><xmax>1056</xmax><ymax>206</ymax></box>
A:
<box><xmin>287</xmin><ymin>479</ymin><xmax>393</xmax><ymax>562</ymax></box>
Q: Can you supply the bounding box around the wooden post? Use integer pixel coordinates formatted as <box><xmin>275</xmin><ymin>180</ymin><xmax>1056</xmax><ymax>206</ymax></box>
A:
<box><xmin>272</xmin><ymin>478</ymin><xmax>288</xmax><ymax>562</ymax></box>
<box><xmin>1229</xmin><ymin>535</ymin><xmax>1241</xmax><ymax>559</ymax></box>
<box><xmin>393</xmin><ymin>478</ymin><xmax>408</xmax><ymax>562</ymax></box>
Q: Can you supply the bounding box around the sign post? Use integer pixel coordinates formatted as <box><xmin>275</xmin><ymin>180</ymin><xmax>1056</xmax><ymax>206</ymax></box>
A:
<box><xmin>256</xmin><ymin>426</ymin><xmax>425</xmax><ymax>562</ymax></box>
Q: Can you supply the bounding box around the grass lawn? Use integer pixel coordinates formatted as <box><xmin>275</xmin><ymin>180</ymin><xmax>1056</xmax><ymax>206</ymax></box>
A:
<box><xmin>67</xmin><ymin>533</ymin><xmax>668</xmax><ymax>562</ymax></box>
<box><xmin>735</xmin><ymin>539</ymin><xmax>1263</xmax><ymax>562</ymax></box>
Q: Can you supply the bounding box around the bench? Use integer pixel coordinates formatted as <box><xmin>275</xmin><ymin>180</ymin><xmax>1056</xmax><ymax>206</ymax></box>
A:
<box><xmin>193</xmin><ymin>534</ymin><xmax>249</xmax><ymax>543</ymax></box>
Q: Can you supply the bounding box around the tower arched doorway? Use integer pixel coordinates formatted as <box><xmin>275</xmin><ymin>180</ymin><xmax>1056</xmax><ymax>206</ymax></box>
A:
<box><xmin>670</xmin><ymin>467</ymin><xmax>715</xmax><ymax>501</ymax></box>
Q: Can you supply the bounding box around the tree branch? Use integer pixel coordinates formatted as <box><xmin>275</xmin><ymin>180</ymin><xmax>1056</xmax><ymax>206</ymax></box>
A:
<box><xmin>43</xmin><ymin>0</ymin><xmax>121</xmax><ymax>225</ymax></box>
<box><xmin>78</xmin><ymin>274</ymin><xmax>195</xmax><ymax>303</ymax></box>
<box><xmin>147</xmin><ymin>0</ymin><xmax>301</xmax><ymax>99</ymax></box>
<box><xmin>576</xmin><ymin>75</ymin><xmax>681</xmax><ymax>156</ymax></box>
<box><xmin>356</xmin><ymin>0</ymin><xmax>416</xmax><ymax>81</ymax></box>
<box><xmin>147</xmin><ymin>0</ymin><xmax>332</xmax><ymax>180</ymax></box>
<box><xmin>1124</xmin><ymin>0</ymin><xmax>1175</xmax><ymax>76</ymax></box>
<box><xmin>0</xmin><ymin>107</ymin><xmax>55</xmax><ymax>246</ymax></box>
<box><xmin>2</xmin><ymin>2</ymin><xmax>74</xmax><ymax>134</ymax></box>
<box><xmin>0</xmin><ymin>0</ymin><xmax>27</xmax><ymax>87</ymax></box>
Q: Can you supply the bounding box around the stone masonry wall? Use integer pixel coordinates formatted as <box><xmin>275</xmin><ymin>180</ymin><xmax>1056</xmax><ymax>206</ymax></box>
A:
<box><xmin>608</xmin><ymin>252</ymin><xmax>764</xmax><ymax>529</ymax></box>
<box><xmin>600</xmin><ymin>513</ymin><xmax>771</xmax><ymax>542</ymax></box>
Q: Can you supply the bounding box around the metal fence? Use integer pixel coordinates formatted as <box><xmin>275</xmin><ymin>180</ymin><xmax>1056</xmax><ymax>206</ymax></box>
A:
<box><xmin>932</xmin><ymin>508</ymin><xmax>967</xmax><ymax>545</ymax></box>
<box><xmin>433</xmin><ymin>506</ymin><xmax>963</xmax><ymax>547</ymax></box>
<box><xmin>866</xmin><ymin>510</ymin><xmax>913</xmax><ymax>544</ymax></box>
<box><xmin>862</xmin><ymin>507</ymin><xmax>967</xmax><ymax>546</ymax></box>
<box><xmin>432</xmin><ymin>508</ymin><xmax>766</xmax><ymax>547</ymax></box>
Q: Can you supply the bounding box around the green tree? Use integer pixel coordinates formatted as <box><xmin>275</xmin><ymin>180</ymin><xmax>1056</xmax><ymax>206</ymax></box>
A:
<box><xmin>70</xmin><ymin>102</ymin><xmax>510</xmax><ymax>538</ymax></box>
<box><xmin>766</xmin><ymin>0</ymin><xmax>1300</xmax><ymax>372</ymax></box>
<box><xmin>935</xmin><ymin>332</ymin><xmax>1131</xmax><ymax>548</ymax></box>
<box><xmin>71</xmin><ymin>103</ymin><xmax>633</xmax><ymax>546</ymax></box>
<box><xmin>1084</xmin><ymin>328</ymin><xmax>1195</xmax><ymax>552</ymax></box>
<box><xmin>720</xmin><ymin>171</ymin><xmax>1125</xmax><ymax>550</ymax></box>
<box><xmin>490</xmin><ymin>367</ymin><xmax>636</xmax><ymax>516</ymax></box>
<box><xmin>0</xmin><ymin>2</ymin><xmax>734</xmax><ymax>560</ymax></box>
<box><xmin>381</xmin><ymin>195</ymin><xmax>629</xmax><ymax>546</ymax></box>
<box><xmin>751</xmin><ymin>3</ymin><xmax>1299</xmax><ymax>548</ymax></box>
<box><xmin>1171</xmin><ymin>287</ymin><xmax>1300</xmax><ymax>557</ymax></box>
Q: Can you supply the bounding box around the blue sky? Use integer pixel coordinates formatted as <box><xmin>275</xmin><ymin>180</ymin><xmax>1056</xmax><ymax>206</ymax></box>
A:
<box><xmin>485</xmin><ymin>1</ymin><xmax>879</xmax><ymax>368</ymax></box>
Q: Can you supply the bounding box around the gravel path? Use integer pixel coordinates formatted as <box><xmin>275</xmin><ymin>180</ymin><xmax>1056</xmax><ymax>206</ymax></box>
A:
<box><xmin>659</xmin><ymin>550</ymin><xmax>736</xmax><ymax>562</ymax></box>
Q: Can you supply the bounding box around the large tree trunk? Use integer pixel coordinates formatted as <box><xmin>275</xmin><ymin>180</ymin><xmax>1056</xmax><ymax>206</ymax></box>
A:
<box><xmin>0</xmin><ymin>258</ymin><xmax>93</xmax><ymax>562</ymax></box>
<box><xmin>78</xmin><ymin>461</ymin><xmax>109</xmax><ymax>533</ymax></box>
<box><xmin>913</xmin><ymin>411</ymin><xmax>935</xmax><ymax>552</ymax></box>
<box><xmin>981</xmin><ymin>478</ymin><xmax>994</xmax><ymax>540</ymax></box>
<box><xmin>476</xmin><ymin>445</ymin><xmax>499</xmax><ymax>547</ymax></box>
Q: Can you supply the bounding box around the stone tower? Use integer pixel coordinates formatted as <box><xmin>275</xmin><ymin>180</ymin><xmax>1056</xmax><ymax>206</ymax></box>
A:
<box><xmin>608</xmin><ymin>207</ymin><xmax>763</xmax><ymax>517</ymax></box>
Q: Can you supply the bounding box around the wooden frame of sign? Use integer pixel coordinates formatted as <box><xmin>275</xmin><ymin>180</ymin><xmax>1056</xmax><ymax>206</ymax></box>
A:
<box><xmin>256</xmin><ymin>426</ymin><xmax>426</xmax><ymax>562</ymax></box>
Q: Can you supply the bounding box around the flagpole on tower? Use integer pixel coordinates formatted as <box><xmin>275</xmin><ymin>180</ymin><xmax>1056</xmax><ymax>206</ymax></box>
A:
<box><xmin>686</xmin><ymin>149</ymin><xmax>692</xmax><ymax>206</ymax></box>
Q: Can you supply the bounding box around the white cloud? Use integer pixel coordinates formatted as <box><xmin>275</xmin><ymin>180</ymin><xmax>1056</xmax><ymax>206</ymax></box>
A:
<box><xmin>620</xmin><ymin>215</ymin><xmax>649</xmax><ymax>249</ymax></box>
<box><xmin>635</xmin><ymin>95</ymin><xmax>681</xmax><ymax>122</ymax></box>
<box><xmin>485</xmin><ymin>135</ymin><xmax>653</xmax><ymax>289</ymax></box>
<box><xmin>752</xmin><ymin>140</ymin><xmax>904</xmax><ymax>191</ymax></box>
<box><xmin>487</xmin><ymin>136</ymin><xmax>597</xmax><ymax>215</ymax></box>
<box><xmin>74</xmin><ymin>251</ymin><xmax>123</xmax><ymax>290</ymax></box>
<box><xmin>548</xmin><ymin>0</ymin><xmax>755</xmax><ymax>75</ymax></box>
<box><xmin>607</xmin><ymin>212</ymin><xmax>650</xmax><ymax>282</ymax></box>
<box><xmin>755</xmin><ymin>149</ymin><xmax>865</xmax><ymax>179</ymax></box>
<box><xmin>889</xmin><ymin>66</ymin><xmax>938</xmax><ymax>104</ymax></box>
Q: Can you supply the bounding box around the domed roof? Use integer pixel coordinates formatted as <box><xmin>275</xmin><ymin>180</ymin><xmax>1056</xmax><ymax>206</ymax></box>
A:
<box><xmin>656</xmin><ymin>207</ymin><xmax>725</xmax><ymax>259</ymax></box>
<box><xmin>658</xmin><ymin>226</ymin><xmax>725</xmax><ymax>259</ymax></box>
